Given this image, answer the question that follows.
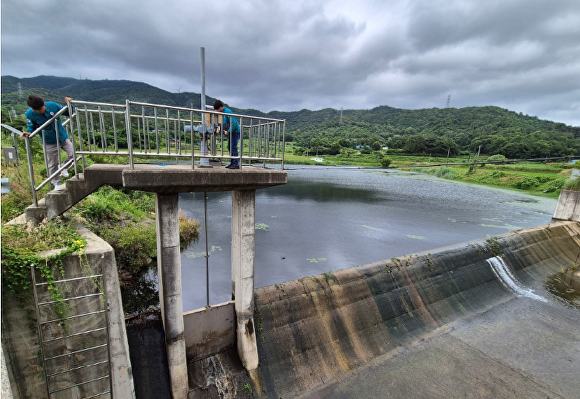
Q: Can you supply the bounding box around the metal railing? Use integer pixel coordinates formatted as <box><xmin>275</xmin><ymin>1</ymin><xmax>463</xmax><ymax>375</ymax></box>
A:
<box><xmin>7</xmin><ymin>99</ymin><xmax>286</xmax><ymax>206</ymax></box>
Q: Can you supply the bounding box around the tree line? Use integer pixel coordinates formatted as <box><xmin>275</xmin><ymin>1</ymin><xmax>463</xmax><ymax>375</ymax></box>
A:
<box><xmin>2</xmin><ymin>75</ymin><xmax>579</xmax><ymax>159</ymax></box>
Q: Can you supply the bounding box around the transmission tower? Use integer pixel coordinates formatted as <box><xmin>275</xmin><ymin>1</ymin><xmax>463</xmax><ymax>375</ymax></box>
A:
<box><xmin>446</xmin><ymin>94</ymin><xmax>451</xmax><ymax>108</ymax></box>
<box><xmin>340</xmin><ymin>107</ymin><xmax>343</xmax><ymax>124</ymax></box>
<box><xmin>17</xmin><ymin>83</ymin><xmax>23</xmax><ymax>99</ymax></box>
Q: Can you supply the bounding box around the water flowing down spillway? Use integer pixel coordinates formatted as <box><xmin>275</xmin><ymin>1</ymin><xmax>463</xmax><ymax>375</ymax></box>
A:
<box><xmin>487</xmin><ymin>256</ymin><xmax>548</xmax><ymax>302</ymax></box>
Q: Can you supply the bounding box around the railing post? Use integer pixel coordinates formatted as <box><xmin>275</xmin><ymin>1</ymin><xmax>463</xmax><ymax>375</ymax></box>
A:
<box><xmin>25</xmin><ymin>137</ymin><xmax>38</xmax><ymax>207</ymax></box>
<box><xmin>282</xmin><ymin>121</ymin><xmax>286</xmax><ymax>170</ymax></box>
<box><xmin>125</xmin><ymin>100</ymin><xmax>134</xmax><ymax>169</ymax></box>
<box><xmin>67</xmin><ymin>101</ymin><xmax>79</xmax><ymax>179</ymax></box>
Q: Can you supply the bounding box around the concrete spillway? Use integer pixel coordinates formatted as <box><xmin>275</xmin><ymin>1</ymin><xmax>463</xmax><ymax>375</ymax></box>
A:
<box><xmin>250</xmin><ymin>221</ymin><xmax>580</xmax><ymax>399</ymax></box>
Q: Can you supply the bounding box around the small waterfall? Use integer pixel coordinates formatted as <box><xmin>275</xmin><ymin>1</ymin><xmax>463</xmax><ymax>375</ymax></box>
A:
<box><xmin>487</xmin><ymin>256</ymin><xmax>547</xmax><ymax>302</ymax></box>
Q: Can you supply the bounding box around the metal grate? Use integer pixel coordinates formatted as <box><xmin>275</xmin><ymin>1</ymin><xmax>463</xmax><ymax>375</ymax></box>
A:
<box><xmin>31</xmin><ymin>266</ymin><xmax>113</xmax><ymax>398</ymax></box>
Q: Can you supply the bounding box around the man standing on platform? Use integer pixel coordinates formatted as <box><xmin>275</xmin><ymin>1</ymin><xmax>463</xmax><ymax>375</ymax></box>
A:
<box><xmin>213</xmin><ymin>100</ymin><xmax>240</xmax><ymax>169</ymax></box>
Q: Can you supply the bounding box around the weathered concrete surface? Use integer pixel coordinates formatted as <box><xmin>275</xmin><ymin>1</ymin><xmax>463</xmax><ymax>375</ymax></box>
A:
<box><xmin>1</xmin><ymin>343</ymin><xmax>14</xmax><ymax>399</ymax></box>
<box><xmin>553</xmin><ymin>189</ymin><xmax>580</xmax><ymax>221</ymax></box>
<box><xmin>156</xmin><ymin>192</ymin><xmax>189</xmax><ymax>399</ymax></box>
<box><xmin>122</xmin><ymin>163</ymin><xmax>287</xmax><ymax>193</ymax></box>
<box><xmin>183</xmin><ymin>301</ymin><xmax>235</xmax><ymax>362</ymax></box>
<box><xmin>1</xmin><ymin>224</ymin><xmax>135</xmax><ymax>399</ymax></box>
<box><xmin>231</xmin><ymin>189</ymin><xmax>259</xmax><ymax>370</ymax></box>
<box><xmin>250</xmin><ymin>221</ymin><xmax>580</xmax><ymax>399</ymax></box>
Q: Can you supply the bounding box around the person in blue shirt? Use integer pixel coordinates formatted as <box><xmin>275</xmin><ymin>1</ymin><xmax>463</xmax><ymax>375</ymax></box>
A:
<box><xmin>20</xmin><ymin>95</ymin><xmax>74</xmax><ymax>190</ymax></box>
<box><xmin>213</xmin><ymin>100</ymin><xmax>240</xmax><ymax>169</ymax></box>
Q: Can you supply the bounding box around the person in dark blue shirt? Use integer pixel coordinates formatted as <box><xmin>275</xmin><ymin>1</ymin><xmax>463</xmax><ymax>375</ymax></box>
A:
<box><xmin>21</xmin><ymin>95</ymin><xmax>74</xmax><ymax>190</ymax></box>
<box><xmin>213</xmin><ymin>100</ymin><xmax>240</xmax><ymax>169</ymax></box>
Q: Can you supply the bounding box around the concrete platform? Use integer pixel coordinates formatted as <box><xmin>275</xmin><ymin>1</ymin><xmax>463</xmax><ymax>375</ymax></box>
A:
<box><xmin>23</xmin><ymin>163</ymin><xmax>287</xmax><ymax>222</ymax></box>
<box><xmin>119</xmin><ymin>163</ymin><xmax>288</xmax><ymax>192</ymax></box>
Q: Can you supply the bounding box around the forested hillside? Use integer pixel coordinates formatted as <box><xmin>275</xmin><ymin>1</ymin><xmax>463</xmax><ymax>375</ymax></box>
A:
<box><xmin>2</xmin><ymin>75</ymin><xmax>579</xmax><ymax>158</ymax></box>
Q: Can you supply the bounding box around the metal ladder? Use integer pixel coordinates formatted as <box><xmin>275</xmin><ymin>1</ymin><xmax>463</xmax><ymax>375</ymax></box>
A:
<box><xmin>31</xmin><ymin>265</ymin><xmax>113</xmax><ymax>398</ymax></box>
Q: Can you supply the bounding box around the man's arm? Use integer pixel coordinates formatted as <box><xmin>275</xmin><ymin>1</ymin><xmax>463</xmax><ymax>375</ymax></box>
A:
<box><xmin>22</xmin><ymin>111</ymin><xmax>35</xmax><ymax>137</ymax></box>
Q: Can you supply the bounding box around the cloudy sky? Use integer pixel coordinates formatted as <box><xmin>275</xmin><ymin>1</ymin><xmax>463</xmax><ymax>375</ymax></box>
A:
<box><xmin>2</xmin><ymin>0</ymin><xmax>579</xmax><ymax>126</ymax></box>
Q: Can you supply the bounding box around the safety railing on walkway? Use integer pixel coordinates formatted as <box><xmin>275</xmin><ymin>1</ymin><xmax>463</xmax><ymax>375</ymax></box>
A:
<box><xmin>5</xmin><ymin>99</ymin><xmax>286</xmax><ymax>207</ymax></box>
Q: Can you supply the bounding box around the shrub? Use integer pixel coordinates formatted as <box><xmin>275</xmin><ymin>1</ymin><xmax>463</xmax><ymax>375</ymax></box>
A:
<box><xmin>488</xmin><ymin>171</ymin><xmax>506</xmax><ymax>179</ymax></box>
<box><xmin>179</xmin><ymin>212</ymin><xmax>199</xmax><ymax>250</ymax></box>
<box><xmin>487</xmin><ymin>154</ymin><xmax>507</xmax><ymax>162</ymax></box>
<box><xmin>435</xmin><ymin>167</ymin><xmax>456</xmax><ymax>179</ymax></box>
<box><xmin>514</xmin><ymin>177</ymin><xmax>540</xmax><ymax>190</ymax></box>
<box><xmin>540</xmin><ymin>179</ymin><xmax>565</xmax><ymax>193</ymax></box>
<box><xmin>101</xmin><ymin>224</ymin><xmax>157</xmax><ymax>271</ymax></box>
<box><xmin>381</xmin><ymin>157</ymin><xmax>392</xmax><ymax>168</ymax></box>
<box><xmin>293</xmin><ymin>147</ymin><xmax>305</xmax><ymax>156</ymax></box>
<box><xmin>564</xmin><ymin>177</ymin><xmax>580</xmax><ymax>192</ymax></box>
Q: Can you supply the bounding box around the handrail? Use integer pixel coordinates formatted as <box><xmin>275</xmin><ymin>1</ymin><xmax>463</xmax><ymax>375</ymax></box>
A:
<box><xmin>3</xmin><ymin>99</ymin><xmax>286</xmax><ymax>208</ymax></box>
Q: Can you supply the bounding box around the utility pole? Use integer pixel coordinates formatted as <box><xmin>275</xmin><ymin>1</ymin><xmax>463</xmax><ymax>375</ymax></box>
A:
<box><xmin>474</xmin><ymin>145</ymin><xmax>482</xmax><ymax>173</ymax></box>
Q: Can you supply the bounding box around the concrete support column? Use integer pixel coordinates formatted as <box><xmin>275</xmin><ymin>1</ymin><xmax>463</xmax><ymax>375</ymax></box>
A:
<box><xmin>231</xmin><ymin>190</ymin><xmax>259</xmax><ymax>370</ymax></box>
<box><xmin>155</xmin><ymin>193</ymin><xmax>188</xmax><ymax>398</ymax></box>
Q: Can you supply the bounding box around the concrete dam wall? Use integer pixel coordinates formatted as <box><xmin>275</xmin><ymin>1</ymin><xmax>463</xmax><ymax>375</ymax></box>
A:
<box><xmin>250</xmin><ymin>221</ymin><xmax>580</xmax><ymax>398</ymax></box>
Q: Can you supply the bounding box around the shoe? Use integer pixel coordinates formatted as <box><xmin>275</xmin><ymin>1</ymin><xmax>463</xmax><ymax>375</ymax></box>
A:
<box><xmin>227</xmin><ymin>164</ymin><xmax>240</xmax><ymax>170</ymax></box>
<box><xmin>53</xmin><ymin>184</ymin><xmax>64</xmax><ymax>191</ymax></box>
<box><xmin>61</xmin><ymin>169</ymin><xmax>69</xmax><ymax>178</ymax></box>
<box><xmin>224</xmin><ymin>163</ymin><xmax>233</xmax><ymax>168</ymax></box>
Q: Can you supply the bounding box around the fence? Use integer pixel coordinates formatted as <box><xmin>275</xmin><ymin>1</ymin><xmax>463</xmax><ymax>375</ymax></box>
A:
<box><xmin>7</xmin><ymin>100</ymin><xmax>286</xmax><ymax>206</ymax></box>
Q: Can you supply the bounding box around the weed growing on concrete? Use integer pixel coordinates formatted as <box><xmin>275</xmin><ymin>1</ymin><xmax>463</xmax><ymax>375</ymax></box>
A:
<box><xmin>243</xmin><ymin>382</ymin><xmax>252</xmax><ymax>393</ymax></box>
<box><xmin>424</xmin><ymin>255</ymin><xmax>435</xmax><ymax>271</ymax></box>
<box><xmin>1</xmin><ymin>218</ymin><xmax>87</xmax><ymax>322</ymax></box>
<box><xmin>253</xmin><ymin>300</ymin><xmax>265</xmax><ymax>342</ymax></box>
<box><xmin>311</xmin><ymin>276</ymin><xmax>325</xmax><ymax>290</ymax></box>
<box><xmin>299</xmin><ymin>278</ymin><xmax>314</xmax><ymax>303</ymax></box>
<box><xmin>485</xmin><ymin>236</ymin><xmax>503</xmax><ymax>257</ymax></box>
<box><xmin>274</xmin><ymin>284</ymin><xmax>287</xmax><ymax>297</ymax></box>
<box><xmin>323</xmin><ymin>271</ymin><xmax>338</xmax><ymax>286</ymax></box>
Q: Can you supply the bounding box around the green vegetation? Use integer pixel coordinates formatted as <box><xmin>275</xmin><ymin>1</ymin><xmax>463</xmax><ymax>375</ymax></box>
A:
<box><xmin>1</xmin><ymin>219</ymin><xmax>87</xmax><ymax>319</ymax></box>
<box><xmin>3</xmin><ymin>75</ymin><xmax>578</xmax><ymax>162</ymax></box>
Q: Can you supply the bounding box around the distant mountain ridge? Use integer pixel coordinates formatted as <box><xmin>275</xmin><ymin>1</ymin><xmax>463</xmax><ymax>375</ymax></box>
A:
<box><xmin>2</xmin><ymin>75</ymin><xmax>579</xmax><ymax>158</ymax></box>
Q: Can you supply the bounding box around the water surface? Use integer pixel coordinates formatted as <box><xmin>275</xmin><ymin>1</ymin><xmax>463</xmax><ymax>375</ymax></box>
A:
<box><xmin>178</xmin><ymin>166</ymin><xmax>556</xmax><ymax>311</ymax></box>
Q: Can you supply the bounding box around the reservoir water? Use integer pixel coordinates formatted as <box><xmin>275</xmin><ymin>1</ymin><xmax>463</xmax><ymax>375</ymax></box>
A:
<box><xmin>176</xmin><ymin>166</ymin><xmax>557</xmax><ymax>311</ymax></box>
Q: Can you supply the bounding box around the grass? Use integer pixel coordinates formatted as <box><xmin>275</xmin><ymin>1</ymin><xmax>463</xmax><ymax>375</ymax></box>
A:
<box><xmin>282</xmin><ymin>143</ymin><xmax>578</xmax><ymax>198</ymax></box>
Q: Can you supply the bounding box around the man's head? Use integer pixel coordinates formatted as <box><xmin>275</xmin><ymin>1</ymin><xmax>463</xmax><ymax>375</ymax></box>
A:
<box><xmin>213</xmin><ymin>100</ymin><xmax>224</xmax><ymax>112</ymax></box>
<box><xmin>27</xmin><ymin>95</ymin><xmax>46</xmax><ymax>113</ymax></box>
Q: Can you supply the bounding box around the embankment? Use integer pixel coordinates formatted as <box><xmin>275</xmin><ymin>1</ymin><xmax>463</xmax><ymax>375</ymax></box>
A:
<box><xmin>251</xmin><ymin>221</ymin><xmax>580</xmax><ymax>398</ymax></box>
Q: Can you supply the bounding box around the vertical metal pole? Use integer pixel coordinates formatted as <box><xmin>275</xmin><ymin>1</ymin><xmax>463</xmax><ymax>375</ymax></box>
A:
<box><xmin>204</xmin><ymin>192</ymin><xmax>210</xmax><ymax>307</ymax></box>
<box><xmin>190</xmin><ymin>111</ymin><xmax>195</xmax><ymax>170</ymax></box>
<box><xmin>154</xmin><ymin>108</ymin><xmax>160</xmax><ymax>154</ymax></box>
<box><xmin>67</xmin><ymin>101</ymin><xmax>79</xmax><ymax>178</ymax></box>
<box><xmin>75</xmin><ymin>106</ymin><xmax>86</xmax><ymax>171</ymax></box>
<box><xmin>239</xmin><ymin>117</ymin><xmax>243</xmax><ymax>169</ymax></box>
<box><xmin>25</xmin><ymin>138</ymin><xmax>38</xmax><ymax>206</ymax></box>
<box><xmin>112</xmin><ymin>108</ymin><xmax>119</xmax><ymax>153</ymax></box>
<box><xmin>84</xmin><ymin>105</ymin><xmax>92</xmax><ymax>152</ymax></box>
<box><xmin>125</xmin><ymin>100</ymin><xmax>134</xmax><ymax>169</ymax></box>
<box><xmin>165</xmin><ymin>109</ymin><xmax>171</xmax><ymax>155</ymax></box>
<box><xmin>281</xmin><ymin>121</ymin><xmax>286</xmax><ymax>170</ymax></box>
<box><xmin>31</xmin><ymin>265</ymin><xmax>51</xmax><ymax>399</ymax></box>
<box><xmin>200</xmin><ymin>47</ymin><xmax>210</xmax><ymax>167</ymax></box>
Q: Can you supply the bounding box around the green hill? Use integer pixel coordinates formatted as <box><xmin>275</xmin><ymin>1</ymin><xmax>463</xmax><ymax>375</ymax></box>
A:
<box><xmin>2</xmin><ymin>75</ymin><xmax>579</xmax><ymax>158</ymax></box>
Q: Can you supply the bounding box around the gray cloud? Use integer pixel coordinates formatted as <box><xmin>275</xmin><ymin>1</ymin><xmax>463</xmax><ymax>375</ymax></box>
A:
<box><xmin>2</xmin><ymin>0</ymin><xmax>579</xmax><ymax>126</ymax></box>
